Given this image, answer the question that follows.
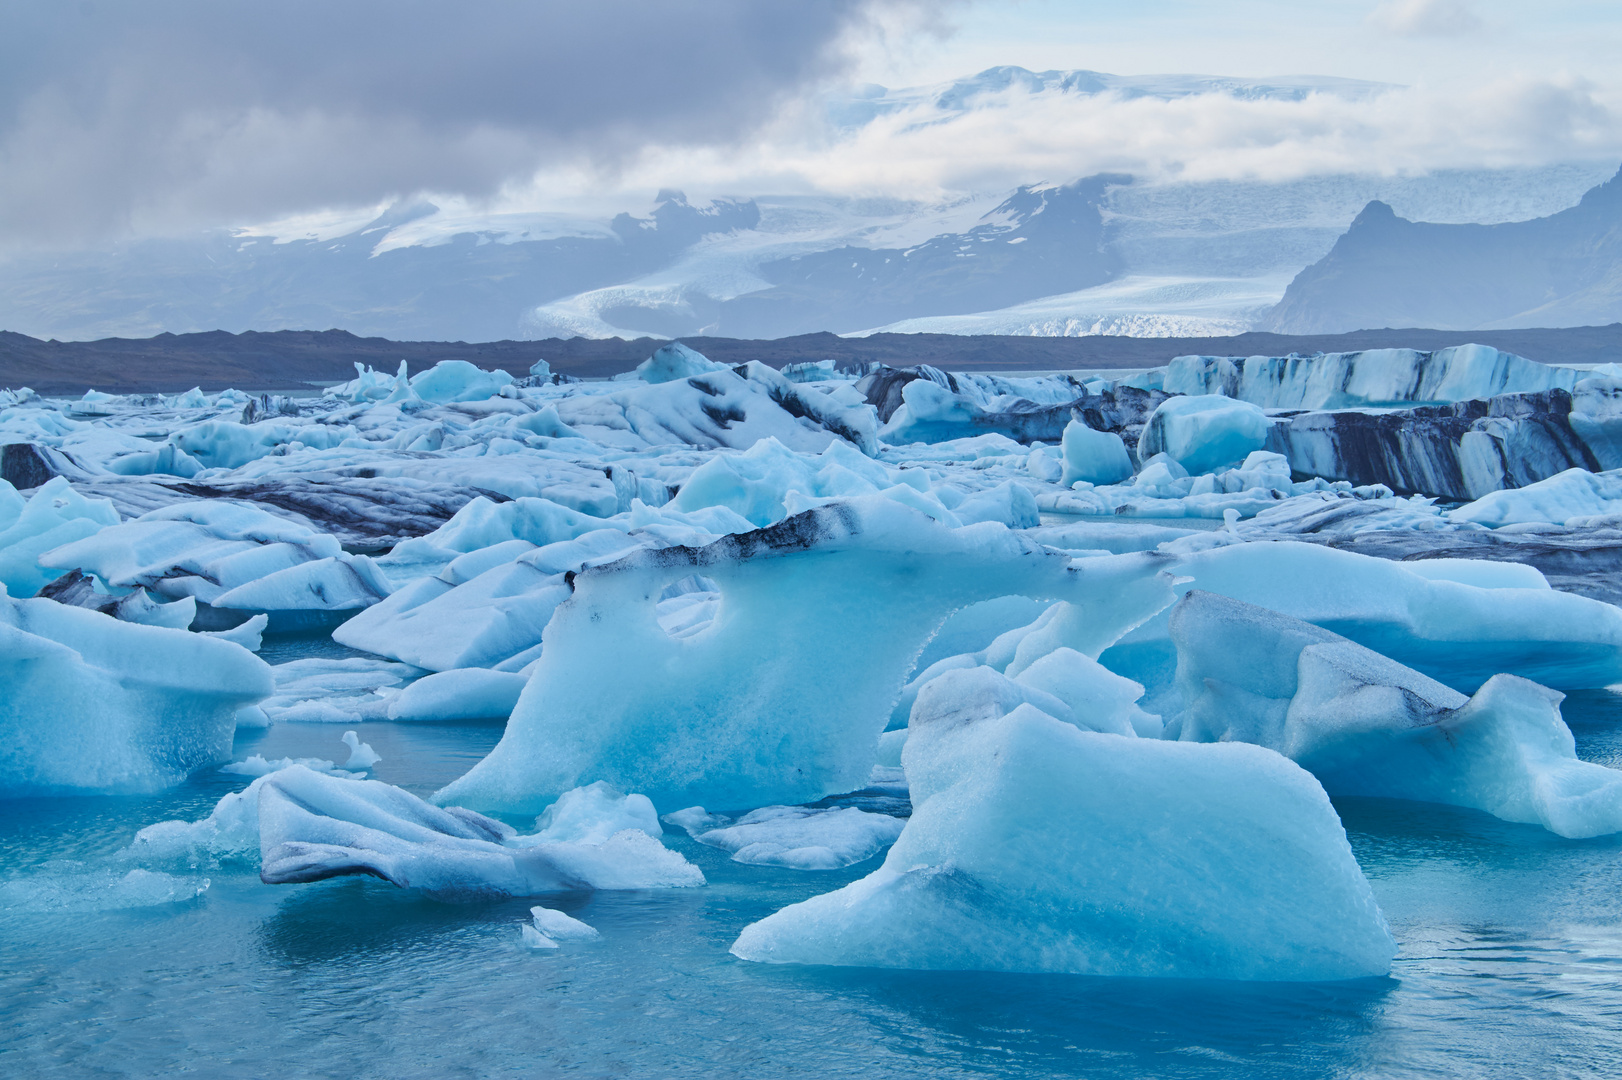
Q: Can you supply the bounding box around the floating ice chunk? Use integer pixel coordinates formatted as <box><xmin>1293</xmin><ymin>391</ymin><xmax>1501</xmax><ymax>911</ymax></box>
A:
<box><xmin>1164</xmin><ymin>345</ymin><xmax>1571</xmax><ymax>409</ymax></box>
<box><xmin>661</xmin><ymin>806</ymin><xmax>731</xmax><ymax>836</ymax></box>
<box><xmin>528</xmin><ymin>782</ymin><xmax>661</xmax><ymax>845</ymax></box>
<box><xmin>874</xmin><ymin>729</ymin><xmax>907</xmax><ymax>767</ymax></box>
<box><xmin>386</xmin><ymin>668</ymin><xmax>528</xmax><ymax>721</ymax></box>
<box><xmin>1169</xmin><ymin>590</ymin><xmax>1622</xmax><ymax>838</ymax></box>
<box><xmin>1025</xmin><ymin>446</ymin><xmax>1064</xmax><ymax>482</ymax></box>
<box><xmin>531</xmin><ymin>906</ymin><xmax>598</xmax><ymax>940</ymax></box>
<box><xmin>105</xmin><ymin>442</ymin><xmax>205</xmax><ymax>477</ymax></box>
<box><xmin>131</xmin><ymin>776</ymin><xmax>272</xmax><ymax>862</ymax></box>
<box><xmin>511</xmin><ymin>404</ymin><xmax>581</xmax><ymax>440</ymax></box>
<box><xmin>211</xmin><ymin>555</ymin><xmax>391</xmax><ymax>620</ymax></box>
<box><xmin>255</xmin><ymin>766</ymin><xmax>702</xmax><ymax>899</ymax></box>
<box><xmin>334</xmin><ymin>557</ymin><xmax>572</xmax><ymax>672</ymax></box>
<box><xmin>1060</xmin><ymin>420</ymin><xmax>1133</xmax><ymax>486</ymax></box>
<box><xmin>204</xmin><ymin>612</ymin><xmax>268</xmax><ymax>651</ymax></box>
<box><xmin>378</xmin><ymin>495</ymin><xmax>606</xmax><ymax>579</ymax></box>
<box><xmin>631</xmin><ymin>342</ymin><xmax>729</xmax><ymax>384</ymax></box>
<box><xmin>220</xmin><ymin>754</ymin><xmax>351</xmax><ymax>778</ymax></box>
<box><xmin>261</xmin><ymin>657</ymin><xmax>422</xmax><ymax>724</ymax></box>
<box><xmin>731</xmin><ymin>694</ymin><xmax>1394</xmax><ymax>980</ymax></box>
<box><xmin>125</xmin><ymin>591</ymin><xmax>197</xmax><ymax>628</ymax></box>
<box><xmin>528</xmin><ymin>358</ymin><xmax>552</xmax><ymax>379</ymax></box>
<box><xmin>522</xmin><ymin>904</ymin><xmax>600</xmax><ymax>949</ymax></box>
<box><xmin>39</xmin><ymin>499</ymin><xmax>344</xmax><ymax>611</ymax></box>
<box><xmin>435</xmin><ymin>498</ymin><xmax>1176</xmax><ymax>815</ymax></box>
<box><xmin>782</xmin><ymin>359</ymin><xmax>838</xmax><ymax>383</ymax></box>
<box><xmin>690</xmin><ymin>806</ymin><xmax>905</xmax><ymax>869</ymax></box>
<box><xmin>1138</xmin><ymin>395</ymin><xmax>1272</xmax><ymax>475</ymax></box>
<box><xmin>166</xmin><ymin>418</ymin><xmax>348</xmax><ymax>469</ymax></box>
<box><xmin>1103</xmin><ymin>540</ymin><xmax>1622</xmax><ymax>699</ymax></box>
<box><xmin>408</xmin><ymin>360</ymin><xmax>514</xmax><ymax>403</ymax></box>
<box><xmin>1448</xmin><ymin>467</ymin><xmax>1622</xmax><ymax>528</ymax></box>
<box><xmin>341</xmin><ymin>731</ymin><xmax>381</xmax><ymax>770</ymax></box>
<box><xmin>0</xmin><ymin>585</ymin><xmax>273</xmax><ymax>796</ymax></box>
<box><xmin>556</xmin><ymin>368</ymin><xmax>870</xmax><ymax>454</ymax></box>
<box><xmin>951</xmin><ymin>480</ymin><xmax>1038</xmax><ymax>528</ymax></box>
<box><xmin>0</xmin><ymin>477</ymin><xmax>120</xmax><ymax>597</ymax></box>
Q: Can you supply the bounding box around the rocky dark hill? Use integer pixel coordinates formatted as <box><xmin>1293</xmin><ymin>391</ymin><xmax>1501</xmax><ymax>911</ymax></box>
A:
<box><xmin>4</xmin><ymin>325</ymin><xmax>1622</xmax><ymax>395</ymax></box>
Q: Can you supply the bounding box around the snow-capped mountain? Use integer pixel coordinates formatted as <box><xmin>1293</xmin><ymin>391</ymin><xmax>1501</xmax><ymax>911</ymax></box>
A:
<box><xmin>0</xmin><ymin>68</ymin><xmax>1614</xmax><ymax>343</ymax></box>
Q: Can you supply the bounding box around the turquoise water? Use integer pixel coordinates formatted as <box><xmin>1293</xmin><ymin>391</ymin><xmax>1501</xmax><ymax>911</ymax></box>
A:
<box><xmin>4</xmin><ymin>695</ymin><xmax>1622</xmax><ymax>1078</ymax></box>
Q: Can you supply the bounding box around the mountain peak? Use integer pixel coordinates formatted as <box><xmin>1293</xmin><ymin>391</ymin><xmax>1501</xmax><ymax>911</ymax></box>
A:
<box><xmin>1350</xmin><ymin>200</ymin><xmax>1399</xmax><ymax>227</ymax></box>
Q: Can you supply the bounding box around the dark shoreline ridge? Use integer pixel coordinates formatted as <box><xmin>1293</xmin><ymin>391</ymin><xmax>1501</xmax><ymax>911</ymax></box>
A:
<box><xmin>3</xmin><ymin>324</ymin><xmax>1622</xmax><ymax>395</ymax></box>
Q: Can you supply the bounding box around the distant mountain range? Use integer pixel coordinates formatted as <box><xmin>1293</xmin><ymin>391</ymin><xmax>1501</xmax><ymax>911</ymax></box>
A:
<box><xmin>1262</xmin><ymin>166</ymin><xmax>1622</xmax><ymax>334</ymax></box>
<box><xmin>0</xmin><ymin>67</ymin><xmax>1616</xmax><ymax>344</ymax></box>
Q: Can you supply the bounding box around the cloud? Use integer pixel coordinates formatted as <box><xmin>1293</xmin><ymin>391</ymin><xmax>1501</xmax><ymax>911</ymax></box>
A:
<box><xmin>0</xmin><ymin>0</ymin><xmax>899</xmax><ymax>246</ymax></box>
<box><xmin>1368</xmin><ymin>0</ymin><xmax>1484</xmax><ymax>37</ymax></box>
<box><xmin>582</xmin><ymin>72</ymin><xmax>1621</xmax><ymax>205</ymax></box>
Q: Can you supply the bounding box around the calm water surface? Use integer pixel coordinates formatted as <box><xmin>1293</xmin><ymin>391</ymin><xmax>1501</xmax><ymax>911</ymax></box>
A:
<box><xmin>4</xmin><ymin>690</ymin><xmax>1622</xmax><ymax>1078</ymax></box>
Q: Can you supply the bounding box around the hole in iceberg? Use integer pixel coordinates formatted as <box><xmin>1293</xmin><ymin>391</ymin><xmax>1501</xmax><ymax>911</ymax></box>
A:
<box><xmin>656</xmin><ymin>574</ymin><xmax>721</xmax><ymax>640</ymax></box>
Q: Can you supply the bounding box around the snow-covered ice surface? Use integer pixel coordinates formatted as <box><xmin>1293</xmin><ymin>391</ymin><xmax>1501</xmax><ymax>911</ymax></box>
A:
<box><xmin>8</xmin><ymin>347</ymin><xmax>1622</xmax><ymax>1075</ymax></box>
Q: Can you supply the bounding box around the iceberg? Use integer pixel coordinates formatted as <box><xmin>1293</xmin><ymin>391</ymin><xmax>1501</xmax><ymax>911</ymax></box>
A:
<box><xmin>522</xmin><ymin>905</ymin><xmax>599</xmax><ymax>948</ymax></box>
<box><xmin>675</xmin><ymin>805</ymin><xmax>905</xmax><ymax>869</ymax></box>
<box><xmin>259</xmin><ymin>657</ymin><xmax>423</xmax><ymax>724</ymax></box>
<box><xmin>408</xmin><ymin>360</ymin><xmax>514</xmax><ymax>404</ymax></box>
<box><xmin>1137</xmin><ymin>394</ymin><xmax>1272</xmax><ymax>475</ymax></box>
<box><xmin>1103</xmin><ymin>540</ymin><xmax>1622</xmax><ymax>700</ymax></box>
<box><xmin>0</xmin><ymin>477</ymin><xmax>120</xmax><ymax>597</ymax></box>
<box><xmin>386</xmin><ymin>668</ymin><xmax>529</xmax><ymax>721</ymax></box>
<box><xmin>1163</xmin><ymin>345</ymin><xmax>1574</xmax><ymax>409</ymax></box>
<box><xmin>1169</xmin><ymin>590</ymin><xmax>1622</xmax><ymax>838</ymax></box>
<box><xmin>1059</xmin><ymin>419</ymin><xmax>1133</xmax><ymax>485</ymax></box>
<box><xmin>134</xmin><ymin>768</ymin><xmax>701</xmax><ymax>898</ymax></box>
<box><xmin>629</xmin><ymin>342</ymin><xmax>729</xmax><ymax>383</ymax></box>
<box><xmin>1449</xmin><ymin>467</ymin><xmax>1622</xmax><ymax>528</ymax></box>
<box><xmin>1</xmin><ymin>583</ymin><xmax>273</xmax><ymax>796</ymax></box>
<box><xmin>731</xmin><ymin>667</ymin><xmax>1395</xmax><ymax>980</ymax></box>
<box><xmin>37</xmin><ymin>499</ymin><xmax>368</xmax><ymax>626</ymax></box>
<box><xmin>256</xmin><ymin>767</ymin><xmax>702</xmax><ymax>899</ymax></box>
<box><xmin>436</xmin><ymin>498</ymin><xmax>1176</xmax><ymax>815</ymax></box>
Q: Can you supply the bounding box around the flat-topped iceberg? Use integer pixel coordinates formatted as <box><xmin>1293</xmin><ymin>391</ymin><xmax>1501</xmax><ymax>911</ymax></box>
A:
<box><xmin>1164</xmin><ymin>344</ymin><xmax>1574</xmax><ymax>409</ymax></box>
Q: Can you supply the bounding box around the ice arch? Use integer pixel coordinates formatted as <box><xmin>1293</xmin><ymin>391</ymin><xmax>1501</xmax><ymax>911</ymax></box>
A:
<box><xmin>436</xmin><ymin>498</ymin><xmax>1175</xmax><ymax>814</ymax></box>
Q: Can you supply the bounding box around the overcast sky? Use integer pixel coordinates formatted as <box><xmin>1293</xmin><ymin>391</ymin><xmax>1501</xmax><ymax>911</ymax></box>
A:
<box><xmin>1</xmin><ymin>0</ymin><xmax>1618</xmax><ymax>248</ymax></box>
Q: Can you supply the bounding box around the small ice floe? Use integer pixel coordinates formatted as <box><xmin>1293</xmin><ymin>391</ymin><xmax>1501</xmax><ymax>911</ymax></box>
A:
<box><xmin>340</xmin><ymin>730</ymin><xmax>381</xmax><ymax>770</ymax></box>
<box><xmin>665</xmin><ymin>804</ymin><xmax>904</xmax><ymax>870</ymax></box>
<box><xmin>521</xmin><ymin>905</ymin><xmax>600</xmax><ymax>949</ymax></box>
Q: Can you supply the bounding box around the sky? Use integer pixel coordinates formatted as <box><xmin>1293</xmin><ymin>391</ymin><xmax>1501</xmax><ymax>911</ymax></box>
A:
<box><xmin>1</xmin><ymin>0</ymin><xmax>1619</xmax><ymax>249</ymax></box>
